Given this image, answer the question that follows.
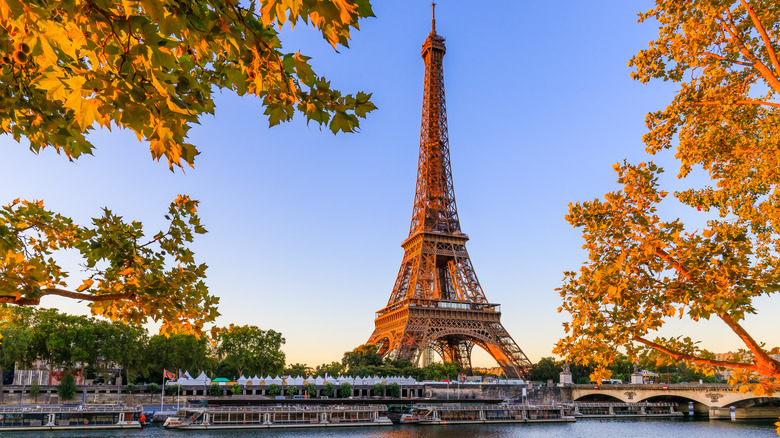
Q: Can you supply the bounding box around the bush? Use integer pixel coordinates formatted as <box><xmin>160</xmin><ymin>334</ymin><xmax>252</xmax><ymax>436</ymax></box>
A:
<box><xmin>231</xmin><ymin>384</ymin><xmax>242</xmax><ymax>395</ymax></box>
<box><xmin>372</xmin><ymin>383</ymin><xmax>384</xmax><ymax>397</ymax></box>
<box><xmin>209</xmin><ymin>383</ymin><xmax>222</xmax><ymax>396</ymax></box>
<box><xmin>146</xmin><ymin>382</ymin><xmax>160</xmax><ymax>403</ymax></box>
<box><xmin>387</xmin><ymin>383</ymin><xmax>400</xmax><ymax>398</ymax></box>
<box><xmin>268</xmin><ymin>384</ymin><xmax>281</xmax><ymax>396</ymax></box>
<box><xmin>339</xmin><ymin>382</ymin><xmax>352</xmax><ymax>398</ymax></box>
<box><xmin>125</xmin><ymin>383</ymin><xmax>137</xmax><ymax>394</ymax></box>
<box><xmin>166</xmin><ymin>384</ymin><xmax>182</xmax><ymax>396</ymax></box>
<box><xmin>285</xmin><ymin>385</ymin><xmax>297</xmax><ymax>397</ymax></box>
<box><xmin>321</xmin><ymin>383</ymin><xmax>334</xmax><ymax>398</ymax></box>
<box><xmin>58</xmin><ymin>372</ymin><xmax>77</xmax><ymax>401</ymax></box>
<box><xmin>30</xmin><ymin>380</ymin><xmax>41</xmax><ymax>402</ymax></box>
<box><xmin>304</xmin><ymin>383</ymin><xmax>317</xmax><ymax>398</ymax></box>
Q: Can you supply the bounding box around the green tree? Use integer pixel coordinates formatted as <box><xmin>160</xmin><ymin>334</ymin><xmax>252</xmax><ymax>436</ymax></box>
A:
<box><xmin>214</xmin><ymin>324</ymin><xmax>285</xmax><ymax>378</ymax></box>
<box><xmin>371</xmin><ymin>383</ymin><xmax>384</xmax><ymax>397</ymax></box>
<box><xmin>57</xmin><ymin>372</ymin><xmax>77</xmax><ymax>401</ymax></box>
<box><xmin>304</xmin><ymin>382</ymin><xmax>317</xmax><ymax>398</ymax></box>
<box><xmin>209</xmin><ymin>383</ymin><xmax>222</xmax><ymax>396</ymax></box>
<box><xmin>416</xmin><ymin>362</ymin><xmax>462</xmax><ymax>382</ymax></box>
<box><xmin>143</xmin><ymin>333</ymin><xmax>209</xmax><ymax>382</ymax></box>
<box><xmin>166</xmin><ymin>384</ymin><xmax>182</xmax><ymax>396</ymax></box>
<box><xmin>528</xmin><ymin>357</ymin><xmax>561</xmax><ymax>383</ymax></box>
<box><xmin>608</xmin><ymin>354</ymin><xmax>634</xmax><ymax>383</ymax></box>
<box><xmin>0</xmin><ymin>0</ymin><xmax>375</xmax><ymax>170</ymax></box>
<box><xmin>1</xmin><ymin>197</ymin><xmax>217</xmax><ymax>336</ymax></box>
<box><xmin>285</xmin><ymin>385</ymin><xmax>297</xmax><ymax>397</ymax></box>
<box><xmin>313</xmin><ymin>361</ymin><xmax>344</xmax><ymax>378</ymax></box>
<box><xmin>267</xmin><ymin>384</ymin><xmax>281</xmax><ymax>396</ymax></box>
<box><xmin>342</xmin><ymin>344</ymin><xmax>382</xmax><ymax>372</ymax></box>
<box><xmin>231</xmin><ymin>384</ymin><xmax>242</xmax><ymax>395</ymax></box>
<box><xmin>0</xmin><ymin>310</ymin><xmax>34</xmax><ymax>402</ymax></box>
<box><xmin>97</xmin><ymin>321</ymin><xmax>148</xmax><ymax>385</ymax></box>
<box><xmin>339</xmin><ymin>382</ymin><xmax>352</xmax><ymax>398</ymax></box>
<box><xmin>321</xmin><ymin>382</ymin><xmax>335</xmax><ymax>398</ymax></box>
<box><xmin>29</xmin><ymin>379</ymin><xmax>41</xmax><ymax>403</ymax></box>
<box><xmin>387</xmin><ymin>382</ymin><xmax>400</xmax><ymax>398</ymax></box>
<box><xmin>146</xmin><ymin>382</ymin><xmax>160</xmax><ymax>403</ymax></box>
<box><xmin>555</xmin><ymin>0</ymin><xmax>780</xmax><ymax>399</ymax></box>
<box><xmin>284</xmin><ymin>363</ymin><xmax>311</xmax><ymax>378</ymax></box>
<box><xmin>27</xmin><ymin>310</ymin><xmax>93</xmax><ymax>378</ymax></box>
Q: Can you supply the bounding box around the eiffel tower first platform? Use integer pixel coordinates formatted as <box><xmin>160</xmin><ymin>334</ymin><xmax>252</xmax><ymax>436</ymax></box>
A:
<box><xmin>367</xmin><ymin>6</ymin><xmax>532</xmax><ymax>379</ymax></box>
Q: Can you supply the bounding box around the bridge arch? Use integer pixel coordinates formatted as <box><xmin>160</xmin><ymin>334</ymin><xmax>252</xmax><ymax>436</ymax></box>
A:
<box><xmin>571</xmin><ymin>384</ymin><xmax>778</xmax><ymax>409</ymax></box>
<box><xmin>723</xmin><ymin>396</ymin><xmax>780</xmax><ymax>408</ymax></box>
<box><xmin>573</xmin><ymin>393</ymin><xmax>625</xmax><ymax>403</ymax></box>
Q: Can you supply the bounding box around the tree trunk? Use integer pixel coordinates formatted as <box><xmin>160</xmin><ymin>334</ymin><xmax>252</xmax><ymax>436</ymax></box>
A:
<box><xmin>0</xmin><ymin>363</ymin><xmax>4</xmax><ymax>403</ymax></box>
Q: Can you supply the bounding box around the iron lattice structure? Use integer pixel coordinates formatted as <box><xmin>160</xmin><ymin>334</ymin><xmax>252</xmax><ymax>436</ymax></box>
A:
<box><xmin>367</xmin><ymin>9</ymin><xmax>532</xmax><ymax>379</ymax></box>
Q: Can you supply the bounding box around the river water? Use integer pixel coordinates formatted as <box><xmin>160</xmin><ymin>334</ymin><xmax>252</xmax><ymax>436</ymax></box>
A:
<box><xmin>1</xmin><ymin>418</ymin><xmax>777</xmax><ymax>437</ymax></box>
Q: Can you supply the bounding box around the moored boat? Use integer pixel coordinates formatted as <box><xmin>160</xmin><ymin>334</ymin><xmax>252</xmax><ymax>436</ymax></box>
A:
<box><xmin>403</xmin><ymin>403</ymin><xmax>576</xmax><ymax>425</ymax></box>
<box><xmin>0</xmin><ymin>404</ymin><xmax>143</xmax><ymax>431</ymax></box>
<box><xmin>163</xmin><ymin>404</ymin><xmax>392</xmax><ymax>429</ymax></box>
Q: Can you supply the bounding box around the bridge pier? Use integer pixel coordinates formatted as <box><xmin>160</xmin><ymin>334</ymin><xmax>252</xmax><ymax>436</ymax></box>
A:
<box><xmin>709</xmin><ymin>406</ymin><xmax>780</xmax><ymax>420</ymax></box>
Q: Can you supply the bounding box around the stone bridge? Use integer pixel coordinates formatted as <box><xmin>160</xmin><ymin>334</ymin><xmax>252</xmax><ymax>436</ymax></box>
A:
<box><xmin>570</xmin><ymin>384</ymin><xmax>779</xmax><ymax>412</ymax></box>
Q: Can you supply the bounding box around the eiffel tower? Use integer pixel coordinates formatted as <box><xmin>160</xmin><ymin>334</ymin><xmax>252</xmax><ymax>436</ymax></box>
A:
<box><xmin>367</xmin><ymin>4</ymin><xmax>532</xmax><ymax>379</ymax></box>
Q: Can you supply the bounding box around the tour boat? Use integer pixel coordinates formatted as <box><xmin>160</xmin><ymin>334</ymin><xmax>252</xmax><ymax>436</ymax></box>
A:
<box><xmin>163</xmin><ymin>404</ymin><xmax>393</xmax><ymax>429</ymax></box>
<box><xmin>401</xmin><ymin>403</ymin><xmax>576</xmax><ymax>424</ymax></box>
<box><xmin>0</xmin><ymin>404</ymin><xmax>143</xmax><ymax>431</ymax></box>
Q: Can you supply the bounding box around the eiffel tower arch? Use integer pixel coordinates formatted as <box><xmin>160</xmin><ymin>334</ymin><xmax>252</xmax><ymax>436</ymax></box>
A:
<box><xmin>367</xmin><ymin>5</ymin><xmax>532</xmax><ymax>379</ymax></box>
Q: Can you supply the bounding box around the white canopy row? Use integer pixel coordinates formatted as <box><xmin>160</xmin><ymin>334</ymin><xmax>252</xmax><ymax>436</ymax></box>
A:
<box><xmin>173</xmin><ymin>372</ymin><xmax>419</xmax><ymax>386</ymax></box>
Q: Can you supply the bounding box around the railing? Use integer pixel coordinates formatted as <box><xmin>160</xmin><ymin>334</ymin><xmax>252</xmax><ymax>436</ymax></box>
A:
<box><xmin>411</xmin><ymin>403</ymin><xmax>564</xmax><ymax>412</ymax></box>
<box><xmin>571</xmin><ymin>383</ymin><xmax>733</xmax><ymax>390</ymax></box>
<box><xmin>569</xmin><ymin>402</ymin><xmax>676</xmax><ymax>408</ymax></box>
<box><xmin>0</xmin><ymin>405</ymin><xmax>141</xmax><ymax>413</ymax></box>
<box><xmin>205</xmin><ymin>405</ymin><xmax>387</xmax><ymax>414</ymax></box>
<box><xmin>376</xmin><ymin>298</ymin><xmax>499</xmax><ymax>317</ymax></box>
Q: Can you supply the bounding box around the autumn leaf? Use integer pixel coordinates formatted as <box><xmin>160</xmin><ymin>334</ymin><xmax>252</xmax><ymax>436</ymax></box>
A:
<box><xmin>2</xmin><ymin>0</ymin><xmax>376</xmax><ymax>170</ymax></box>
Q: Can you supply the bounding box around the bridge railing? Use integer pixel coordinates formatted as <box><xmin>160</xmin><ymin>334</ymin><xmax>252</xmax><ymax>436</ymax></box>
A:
<box><xmin>571</xmin><ymin>383</ymin><xmax>733</xmax><ymax>391</ymax></box>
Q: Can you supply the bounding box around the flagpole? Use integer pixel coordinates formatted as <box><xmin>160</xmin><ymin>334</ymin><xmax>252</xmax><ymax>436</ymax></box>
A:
<box><xmin>160</xmin><ymin>377</ymin><xmax>165</xmax><ymax>413</ymax></box>
<box><xmin>161</xmin><ymin>370</ymin><xmax>167</xmax><ymax>413</ymax></box>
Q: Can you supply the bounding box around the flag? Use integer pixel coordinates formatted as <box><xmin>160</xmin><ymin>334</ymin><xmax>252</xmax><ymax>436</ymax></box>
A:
<box><xmin>164</xmin><ymin>369</ymin><xmax>175</xmax><ymax>380</ymax></box>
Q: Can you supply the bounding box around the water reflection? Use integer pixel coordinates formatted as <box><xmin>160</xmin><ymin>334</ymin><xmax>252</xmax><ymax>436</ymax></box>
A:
<box><xmin>0</xmin><ymin>419</ymin><xmax>776</xmax><ymax>438</ymax></box>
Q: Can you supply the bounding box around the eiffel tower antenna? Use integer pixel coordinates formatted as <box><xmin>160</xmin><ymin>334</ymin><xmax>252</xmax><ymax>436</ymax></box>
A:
<box><xmin>367</xmin><ymin>5</ymin><xmax>532</xmax><ymax>379</ymax></box>
<box><xmin>431</xmin><ymin>1</ymin><xmax>436</xmax><ymax>32</ymax></box>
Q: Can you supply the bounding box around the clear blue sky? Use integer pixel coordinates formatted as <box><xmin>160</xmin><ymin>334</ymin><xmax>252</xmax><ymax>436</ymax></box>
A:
<box><xmin>1</xmin><ymin>0</ymin><xmax>777</xmax><ymax>368</ymax></box>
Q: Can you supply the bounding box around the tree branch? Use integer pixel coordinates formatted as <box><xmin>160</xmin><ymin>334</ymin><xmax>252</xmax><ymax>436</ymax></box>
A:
<box><xmin>654</xmin><ymin>247</ymin><xmax>694</xmax><ymax>282</ymax></box>
<box><xmin>701</xmin><ymin>51</ymin><xmax>755</xmax><ymax>66</ymax></box>
<box><xmin>691</xmin><ymin>99</ymin><xmax>780</xmax><ymax>108</ymax></box>
<box><xmin>650</xmin><ymin>246</ymin><xmax>780</xmax><ymax>377</ymax></box>
<box><xmin>41</xmin><ymin>287</ymin><xmax>134</xmax><ymax>302</ymax></box>
<box><xmin>718</xmin><ymin>15</ymin><xmax>780</xmax><ymax>94</ymax></box>
<box><xmin>0</xmin><ymin>287</ymin><xmax>136</xmax><ymax>304</ymax></box>
<box><xmin>719</xmin><ymin>313</ymin><xmax>780</xmax><ymax>376</ymax></box>
<box><xmin>633</xmin><ymin>336</ymin><xmax>779</xmax><ymax>378</ymax></box>
<box><xmin>739</xmin><ymin>0</ymin><xmax>780</xmax><ymax>77</ymax></box>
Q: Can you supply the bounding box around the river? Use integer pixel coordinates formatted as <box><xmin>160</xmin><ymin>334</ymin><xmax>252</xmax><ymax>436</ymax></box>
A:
<box><xmin>0</xmin><ymin>418</ymin><xmax>777</xmax><ymax>437</ymax></box>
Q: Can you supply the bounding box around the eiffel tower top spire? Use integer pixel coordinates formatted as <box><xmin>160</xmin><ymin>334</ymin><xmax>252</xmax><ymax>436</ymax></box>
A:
<box><xmin>431</xmin><ymin>1</ymin><xmax>436</xmax><ymax>33</ymax></box>
<box><xmin>408</xmin><ymin>3</ymin><xmax>460</xmax><ymax>237</ymax></box>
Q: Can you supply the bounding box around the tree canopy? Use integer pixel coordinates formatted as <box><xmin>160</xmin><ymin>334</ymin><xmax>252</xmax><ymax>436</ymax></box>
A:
<box><xmin>214</xmin><ymin>323</ymin><xmax>286</xmax><ymax>377</ymax></box>
<box><xmin>0</xmin><ymin>195</ymin><xmax>217</xmax><ymax>335</ymax></box>
<box><xmin>0</xmin><ymin>0</ymin><xmax>376</xmax><ymax>170</ymax></box>
<box><xmin>555</xmin><ymin>0</ymin><xmax>780</xmax><ymax>399</ymax></box>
